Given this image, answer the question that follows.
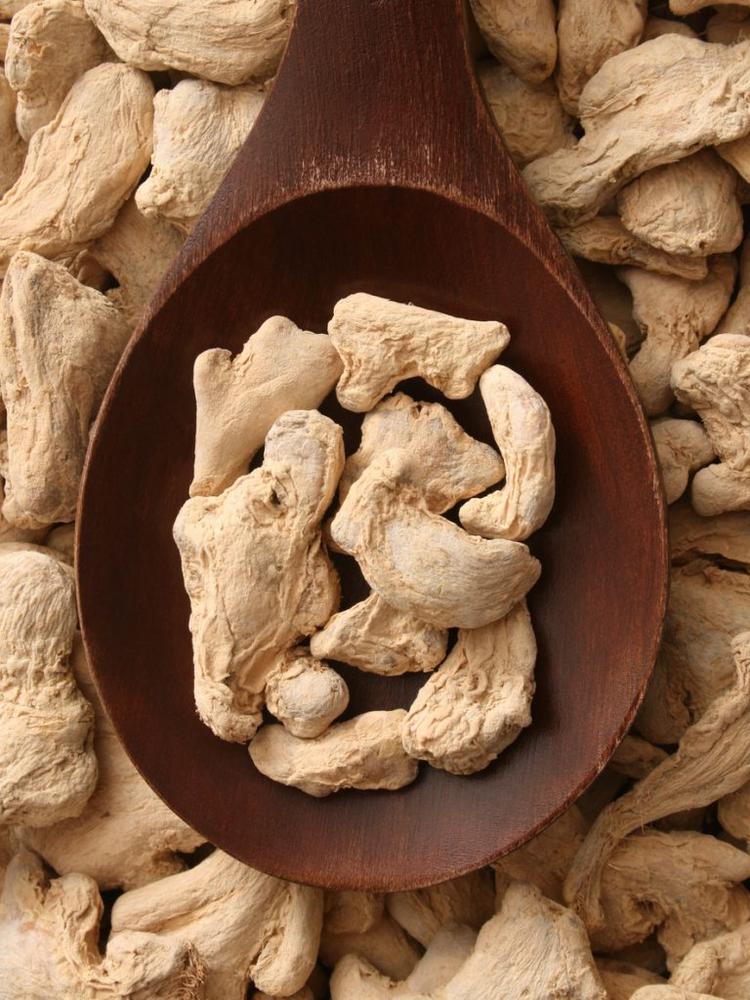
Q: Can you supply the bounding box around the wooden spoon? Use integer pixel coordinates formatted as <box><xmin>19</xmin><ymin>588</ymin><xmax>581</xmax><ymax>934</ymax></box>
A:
<box><xmin>77</xmin><ymin>0</ymin><xmax>668</xmax><ymax>891</ymax></box>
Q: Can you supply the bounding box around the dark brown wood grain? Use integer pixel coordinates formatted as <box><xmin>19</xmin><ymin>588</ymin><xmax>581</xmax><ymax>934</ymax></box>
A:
<box><xmin>76</xmin><ymin>0</ymin><xmax>669</xmax><ymax>891</ymax></box>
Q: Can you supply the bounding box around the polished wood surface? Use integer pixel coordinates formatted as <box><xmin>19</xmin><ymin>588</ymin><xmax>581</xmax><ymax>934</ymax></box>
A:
<box><xmin>77</xmin><ymin>0</ymin><xmax>668</xmax><ymax>890</ymax></box>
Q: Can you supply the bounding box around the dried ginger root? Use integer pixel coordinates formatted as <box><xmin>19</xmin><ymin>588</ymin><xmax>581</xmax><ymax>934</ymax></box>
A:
<box><xmin>0</xmin><ymin>69</ymin><xmax>25</xmax><ymax>196</ymax></box>
<box><xmin>672</xmin><ymin>921</ymin><xmax>750</xmax><ymax>998</ymax></box>
<box><xmin>386</xmin><ymin>870</ymin><xmax>495</xmax><ymax>948</ymax></box>
<box><xmin>651</xmin><ymin>418</ymin><xmax>715</xmax><ymax>505</ymax></box>
<box><xmin>469</xmin><ymin>0</ymin><xmax>557</xmax><ymax>83</ymax></box>
<box><xmin>264</xmin><ymin>650</ymin><xmax>349</xmax><ymax>739</ymax></box>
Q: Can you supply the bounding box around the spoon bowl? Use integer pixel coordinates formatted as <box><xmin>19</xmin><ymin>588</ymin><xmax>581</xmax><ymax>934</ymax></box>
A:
<box><xmin>77</xmin><ymin>1</ymin><xmax>668</xmax><ymax>891</ymax></box>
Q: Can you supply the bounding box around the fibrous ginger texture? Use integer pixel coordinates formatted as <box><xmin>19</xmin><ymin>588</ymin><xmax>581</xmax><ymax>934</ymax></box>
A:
<box><xmin>0</xmin><ymin>251</ymin><xmax>130</xmax><ymax>530</ymax></box>
<box><xmin>386</xmin><ymin>869</ymin><xmax>495</xmax><ymax>946</ymax></box>
<box><xmin>111</xmin><ymin>849</ymin><xmax>323</xmax><ymax>1000</ymax></box>
<box><xmin>249</xmin><ymin>710</ymin><xmax>419</xmax><ymax>797</ymax></box>
<box><xmin>83</xmin><ymin>0</ymin><xmax>293</xmax><ymax>85</ymax></box>
<box><xmin>401</xmin><ymin>600</ymin><xmax>536</xmax><ymax>774</ymax></box>
<box><xmin>468</xmin><ymin>0</ymin><xmax>557</xmax><ymax>83</ymax></box>
<box><xmin>523</xmin><ymin>36</ymin><xmax>750</xmax><ymax>225</ymax></box>
<box><xmin>136</xmin><ymin>78</ymin><xmax>265</xmax><ymax>233</ymax></box>
<box><xmin>0</xmin><ymin>547</ymin><xmax>96</xmax><ymax>827</ymax></box>
<box><xmin>651</xmin><ymin>418</ymin><xmax>715</xmax><ymax>505</ymax></box>
<box><xmin>328</xmin><ymin>293</ymin><xmax>508</xmax><ymax>413</ymax></box>
<box><xmin>330</xmin><ymin>449</ymin><xmax>541</xmax><ymax>629</ymax></box>
<box><xmin>174</xmin><ymin>410</ymin><xmax>343</xmax><ymax>742</ymax></box>
<box><xmin>672</xmin><ymin>922</ymin><xmax>750</xmax><ymax>999</ymax></box>
<box><xmin>320</xmin><ymin>913</ymin><xmax>421</xmax><ymax>981</ymax></box>
<box><xmin>0</xmin><ymin>61</ymin><xmax>153</xmax><ymax>276</ymax></box>
<box><xmin>191</xmin><ymin>316</ymin><xmax>342</xmax><ymax>497</ymax></box>
<box><xmin>669</xmin><ymin>503</ymin><xmax>750</xmax><ymax>566</ymax></box>
<box><xmin>0</xmin><ymin>70</ymin><xmax>25</xmax><ymax>197</ymax></box>
<box><xmin>264</xmin><ymin>650</ymin><xmax>349</xmax><ymax>739</ymax></box>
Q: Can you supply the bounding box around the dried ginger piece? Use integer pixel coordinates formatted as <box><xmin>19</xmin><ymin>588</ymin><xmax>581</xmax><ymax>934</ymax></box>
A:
<box><xmin>617</xmin><ymin>150</ymin><xmax>743</xmax><ymax>257</ymax></box>
<box><xmin>565</xmin><ymin>631</ymin><xmax>750</xmax><ymax>936</ymax></box>
<box><xmin>556</xmin><ymin>0</ymin><xmax>647</xmax><ymax>115</ymax></box>
<box><xmin>328</xmin><ymin>293</ymin><xmax>508</xmax><ymax>414</ymax></box>
<box><xmin>620</xmin><ymin>255</ymin><xmax>735</xmax><ymax>417</ymax></box>
<box><xmin>264</xmin><ymin>650</ymin><xmax>349</xmax><ymax>738</ymax></box>
<box><xmin>672</xmin><ymin>921</ymin><xmax>750</xmax><ymax>999</ymax></box>
<box><xmin>250</xmin><ymin>710</ymin><xmax>419</xmax><ymax>797</ymax></box>
<box><xmin>401</xmin><ymin>600</ymin><xmax>536</xmax><ymax>774</ymax></box>
<box><xmin>111</xmin><ymin>848</ymin><xmax>323</xmax><ymax>1000</ymax></box>
<box><xmin>558</xmin><ymin>215</ymin><xmax>709</xmax><ymax>281</ymax></box>
<box><xmin>523</xmin><ymin>36</ymin><xmax>750</xmax><ymax>225</ymax></box>
<box><xmin>320</xmin><ymin>912</ymin><xmax>421</xmax><ymax>981</ymax></box>
<box><xmin>330</xmin><ymin>449</ymin><xmax>541</xmax><ymax>629</ymax></box>
<box><xmin>478</xmin><ymin>60</ymin><xmax>575</xmax><ymax>168</ymax></box>
<box><xmin>310</xmin><ymin>593</ymin><xmax>448</xmax><ymax>676</ymax></box>
<box><xmin>642</xmin><ymin>17</ymin><xmax>698</xmax><ymax>40</ymax></box>
<box><xmin>0</xmin><ymin>251</ymin><xmax>130</xmax><ymax>530</ymax></box>
<box><xmin>386</xmin><ymin>870</ymin><xmax>495</xmax><ymax>947</ymax></box>
<box><xmin>136</xmin><ymin>78</ymin><xmax>265</xmax><ymax>233</ymax></box>
<box><xmin>469</xmin><ymin>0</ymin><xmax>556</xmax><ymax>83</ymax></box>
<box><xmin>669</xmin><ymin>503</ymin><xmax>750</xmax><ymax>565</ymax></box>
<box><xmin>610</xmin><ymin>734</ymin><xmax>668</xmax><ymax>780</ymax></box>
<box><xmin>22</xmin><ymin>636</ymin><xmax>204</xmax><ymax>890</ymax></box>
<box><xmin>0</xmin><ymin>61</ymin><xmax>153</xmax><ymax>276</ymax></box>
<box><xmin>339</xmin><ymin>391</ymin><xmax>503</xmax><ymax>514</ymax></box>
<box><xmin>0</xmin><ymin>547</ymin><xmax>97</xmax><ymax>827</ymax></box>
<box><xmin>174</xmin><ymin>410</ymin><xmax>343</xmax><ymax>742</ymax></box>
<box><xmin>672</xmin><ymin>334</ymin><xmax>750</xmax><ymax>515</ymax></box>
<box><xmin>631</xmin><ymin>989</ymin><xmax>721</xmax><ymax>999</ymax></box>
<box><xmin>191</xmin><ymin>316</ymin><xmax>342</xmax><ymax>497</ymax></box>
<box><xmin>0</xmin><ymin>850</ymin><xmax>204</xmax><ymax>999</ymax></box>
<box><xmin>5</xmin><ymin>0</ymin><xmax>111</xmax><ymax>140</ymax></box>
<box><xmin>0</xmin><ymin>69</ymin><xmax>25</xmax><ymax>196</ymax></box>
<box><xmin>651</xmin><ymin>418</ymin><xmax>715</xmax><ymax>505</ymax></box>
<box><xmin>0</xmin><ymin>1</ymin><xmax>33</xmax><ymax>13</ymax></box>
<box><xmin>83</xmin><ymin>0</ymin><xmax>292</xmax><ymax>84</ymax></box>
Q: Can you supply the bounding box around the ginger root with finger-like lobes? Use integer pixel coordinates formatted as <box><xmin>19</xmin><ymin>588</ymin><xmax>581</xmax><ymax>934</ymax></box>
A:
<box><xmin>328</xmin><ymin>293</ymin><xmax>509</xmax><ymax>413</ymax></box>
<box><xmin>330</xmin><ymin>449</ymin><xmax>541</xmax><ymax>629</ymax></box>
<box><xmin>174</xmin><ymin>410</ymin><xmax>344</xmax><ymax>743</ymax></box>
<box><xmin>401</xmin><ymin>600</ymin><xmax>537</xmax><ymax>774</ymax></box>
<box><xmin>672</xmin><ymin>334</ymin><xmax>750</xmax><ymax>516</ymax></box>
<box><xmin>620</xmin><ymin>255</ymin><xmax>735</xmax><ymax>417</ymax></box>
<box><xmin>523</xmin><ymin>36</ymin><xmax>750</xmax><ymax>225</ymax></box>
<box><xmin>0</xmin><ymin>69</ymin><xmax>25</xmax><ymax>196</ymax></box>
<box><xmin>111</xmin><ymin>848</ymin><xmax>324</xmax><ymax>1000</ymax></box>
<box><xmin>651</xmin><ymin>418</ymin><xmax>715</xmax><ymax>505</ymax></box>
<box><xmin>191</xmin><ymin>316</ymin><xmax>343</xmax><ymax>497</ymax></box>
<box><xmin>339</xmin><ymin>391</ymin><xmax>503</xmax><ymax>513</ymax></box>
<box><xmin>249</xmin><ymin>710</ymin><xmax>419</xmax><ymax>797</ymax></box>
<box><xmin>264</xmin><ymin>650</ymin><xmax>349</xmax><ymax>739</ymax></box>
<box><xmin>469</xmin><ymin>0</ymin><xmax>557</xmax><ymax>83</ymax></box>
<box><xmin>459</xmin><ymin>366</ymin><xmax>555</xmax><ymax>542</ymax></box>
<box><xmin>310</xmin><ymin>592</ymin><xmax>448</xmax><ymax>676</ymax></box>
<box><xmin>0</xmin><ymin>251</ymin><xmax>131</xmax><ymax>530</ymax></box>
<box><xmin>671</xmin><ymin>921</ymin><xmax>750</xmax><ymax>999</ymax></box>
<box><xmin>0</xmin><ymin>61</ymin><xmax>153</xmax><ymax>276</ymax></box>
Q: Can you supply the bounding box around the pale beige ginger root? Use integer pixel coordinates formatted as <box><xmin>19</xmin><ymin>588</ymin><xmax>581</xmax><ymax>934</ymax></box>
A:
<box><xmin>0</xmin><ymin>850</ymin><xmax>205</xmax><ymax>1000</ymax></box>
<box><xmin>672</xmin><ymin>335</ymin><xmax>750</xmax><ymax>515</ymax></box>
<box><xmin>330</xmin><ymin>449</ymin><xmax>541</xmax><ymax>629</ymax></box>
<box><xmin>651</xmin><ymin>418</ymin><xmax>715</xmax><ymax>505</ymax></box>
<box><xmin>83</xmin><ymin>0</ymin><xmax>292</xmax><ymax>85</ymax></box>
<box><xmin>619</xmin><ymin>255</ymin><xmax>735</xmax><ymax>417</ymax></box>
<box><xmin>523</xmin><ymin>36</ymin><xmax>750</xmax><ymax>226</ymax></box>
<box><xmin>588</xmin><ymin>830</ymin><xmax>750</xmax><ymax>968</ymax></box>
<box><xmin>0</xmin><ymin>547</ymin><xmax>97</xmax><ymax>827</ymax></box>
<box><xmin>0</xmin><ymin>433</ymin><xmax>44</xmax><ymax>544</ymax></box>
<box><xmin>669</xmin><ymin>503</ymin><xmax>750</xmax><ymax>565</ymax></box>
<box><xmin>174</xmin><ymin>410</ymin><xmax>343</xmax><ymax>742</ymax></box>
<box><xmin>493</xmin><ymin>804</ymin><xmax>587</xmax><ymax>904</ymax></box>
<box><xmin>478</xmin><ymin>60</ymin><xmax>575</xmax><ymax>168</ymax></box>
<box><xmin>715</xmin><ymin>236</ymin><xmax>750</xmax><ymax>337</ymax></box>
<box><xmin>609</xmin><ymin>734</ymin><xmax>668</xmax><ymax>780</ymax></box>
<box><xmin>716</xmin><ymin>133</ymin><xmax>750</xmax><ymax>185</ymax></box>
<box><xmin>617</xmin><ymin>150</ymin><xmax>743</xmax><ymax>258</ymax></box>
<box><xmin>556</xmin><ymin>0</ymin><xmax>647</xmax><ymax>115</ymax></box>
<box><xmin>564</xmin><ymin>631</ymin><xmax>750</xmax><ymax>937</ymax></box>
<box><xmin>557</xmin><ymin>215</ymin><xmax>709</xmax><ymax>281</ymax></box>
<box><xmin>191</xmin><ymin>315</ymin><xmax>342</xmax><ymax>497</ymax></box>
<box><xmin>328</xmin><ymin>293</ymin><xmax>508</xmax><ymax>414</ymax></box>
<box><xmin>468</xmin><ymin>0</ymin><xmax>556</xmax><ymax>83</ymax></box>
<box><xmin>642</xmin><ymin>17</ymin><xmax>698</xmax><ymax>40</ymax></box>
<box><xmin>310</xmin><ymin>593</ymin><xmax>448</xmax><ymax>676</ymax></box>
<box><xmin>320</xmin><ymin>911</ymin><xmax>422</xmax><ymax>981</ymax></box>
<box><xmin>0</xmin><ymin>61</ymin><xmax>153</xmax><ymax>275</ymax></box>
<box><xmin>386</xmin><ymin>869</ymin><xmax>495</xmax><ymax>947</ymax></box>
<box><xmin>459</xmin><ymin>365</ymin><xmax>555</xmax><ymax>541</ymax></box>
<box><xmin>672</xmin><ymin>921</ymin><xmax>750</xmax><ymax>999</ymax></box>
<box><xmin>630</xmin><ymin>989</ymin><xmax>721</xmax><ymax>1000</ymax></box>
<box><xmin>324</xmin><ymin>891</ymin><xmax>384</xmax><ymax>936</ymax></box>
<box><xmin>0</xmin><ymin>251</ymin><xmax>130</xmax><ymax>530</ymax></box>
<box><xmin>597</xmin><ymin>959</ymin><xmax>666</xmax><ymax>1000</ymax></box>
<box><xmin>43</xmin><ymin>522</ymin><xmax>75</xmax><ymax>563</ymax></box>
<box><xmin>111</xmin><ymin>848</ymin><xmax>323</xmax><ymax>1000</ymax></box>
<box><xmin>136</xmin><ymin>78</ymin><xmax>265</xmax><ymax>233</ymax></box>
<box><xmin>22</xmin><ymin>636</ymin><xmax>204</xmax><ymax>890</ymax></box>
<box><xmin>5</xmin><ymin>0</ymin><xmax>111</xmax><ymax>141</ymax></box>
<box><xmin>264</xmin><ymin>649</ymin><xmax>349</xmax><ymax>739</ymax></box>
<box><xmin>0</xmin><ymin>23</ymin><xmax>8</xmax><ymax>60</ymax></box>
<box><xmin>90</xmin><ymin>198</ymin><xmax>184</xmax><ymax>326</ymax></box>
<box><xmin>250</xmin><ymin>710</ymin><xmax>419</xmax><ymax>797</ymax></box>
<box><xmin>0</xmin><ymin>1</ymin><xmax>33</xmax><ymax>13</ymax></box>
<box><xmin>402</xmin><ymin>600</ymin><xmax>536</xmax><ymax>774</ymax></box>
<box><xmin>339</xmin><ymin>391</ymin><xmax>503</xmax><ymax>514</ymax></box>
<box><xmin>0</xmin><ymin>70</ymin><xmax>25</xmax><ymax>196</ymax></box>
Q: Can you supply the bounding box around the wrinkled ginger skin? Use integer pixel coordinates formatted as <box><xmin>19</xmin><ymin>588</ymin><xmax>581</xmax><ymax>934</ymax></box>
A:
<box><xmin>330</xmin><ymin>449</ymin><xmax>541</xmax><ymax>629</ymax></box>
<box><xmin>651</xmin><ymin>418</ymin><xmax>715</xmax><ymax>505</ymax></box>
<box><xmin>469</xmin><ymin>0</ymin><xmax>557</xmax><ymax>83</ymax></box>
<box><xmin>672</xmin><ymin>921</ymin><xmax>750</xmax><ymax>999</ymax></box>
<box><xmin>402</xmin><ymin>600</ymin><xmax>536</xmax><ymax>774</ymax></box>
<box><xmin>174</xmin><ymin>410</ymin><xmax>343</xmax><ymax>743</ymax></box>
<box><xmin>328</xmin><ymin>293</ymin><xmax>508</xmax><ymax>413</ymax></box>
<box><xmin>250</xmin><ymin>710</ymin><xmax>419</xmax><ymax>797</ymax></box>
<box><xmin>386</xmin><ymin>870</ymin><xmax>495</xmax><ymax>947</ymax></box>
<box><xmin>0</xmin><ymin>71</ymin><xmax>26</xmax><ymax>197</ymax></box>
<box><xmin>264</xmin><ymin>650</ymin><xmax>349</xmax><ymax>739</ymax></box>
<box><xmin>0</xmin><ymin>62</ymin><xmax>154</xmax><ymax>276</ymax></box>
